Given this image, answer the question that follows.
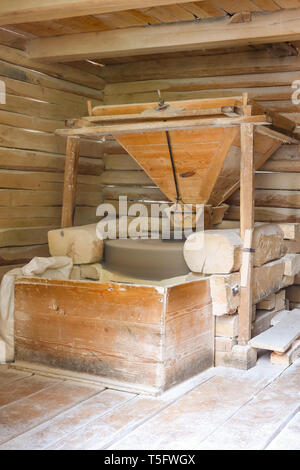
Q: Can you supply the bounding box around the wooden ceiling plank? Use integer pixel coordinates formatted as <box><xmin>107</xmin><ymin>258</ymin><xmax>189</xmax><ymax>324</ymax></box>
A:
<box><xmin>26</xmin><ymin>8</ymin><xmax>300</xmax><ymax>62</ymax></box>
<box><xmin>0</xmin><ymin>0</ymin><xmax>212</xmax><ymax>26</ymax></box>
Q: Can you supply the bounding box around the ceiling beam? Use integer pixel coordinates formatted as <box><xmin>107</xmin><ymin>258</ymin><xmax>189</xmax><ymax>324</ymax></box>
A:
<box><xmin>27</xmin><ymin>8</ymin><xmax>300</xmax><ymax>62</ymax></box>
<box><xmin>0</xmin><ymin>0</ymin><xmax>204</xmax><ymax>26</ymax></box>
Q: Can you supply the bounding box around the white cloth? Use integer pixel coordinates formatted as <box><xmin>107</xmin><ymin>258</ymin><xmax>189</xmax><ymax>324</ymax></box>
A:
<box><xmin>0</xmin><ymin>256</ymin><xmax>73</xmax><ymax>363</ymax></box>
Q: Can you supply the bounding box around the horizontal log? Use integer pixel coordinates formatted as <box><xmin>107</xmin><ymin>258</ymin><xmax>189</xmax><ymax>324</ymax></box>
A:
<box><xmin>184</xmin><ymin>224</ymin><xmax>285</xmax><ymax>274</ymax></box>
<box><xmin>104</xmin><ymin>86</ymin><xmax>295</xmax><ymax>105</ymax></box>
<box><xmin>27</xmin><ymin>9</ymin><xmax>300</xmax><ymax>62</ymax></box>
<box><xmin>0</xmin><ymin>189</ymin><xmax>102</xmax><ymax>207</ymax></box>
<box><xmin>0</xmin><ymin>148</ymin><xmax>104</xmax><ymax>175</ymax></box>
<box><xmin>0</xmin><ymin>59</ymin><xmax>104</xmax><ymax>100</ymax></box>
<box><xmin>103</xmin><ymin>185</ymin><xmax>166</xmax><ymax>202</ymax></box>
<box><xmin>210</xmin><ymin>258</ymin><xmax>292</xmax><ymax>316</ymax></box>
<box><xmin>0</xmin><ymin>44</ymin><xmax>105</xmax><ymax>89</ymax></box>
<box><xmin>0</xmin><ymin>126</ymin><xmax>105</xmax><ymax>157</ymax></box>
<box><xmin>101</xmin><ymin>50</ymin><xmax>300</xmax><ymax>84</ymax></box>
<box><xmin>0</xmin><ymin>94</ymin><xmax>89</xmax><ymax>120</ymax></box>
<box><xmin>0</xmin><ymin>227</ymin><xmax>54</xmax><ymax>248</ymax></box>
<box><xmin>0</xmin><ymin>244</ymin><xmax>49</xmax><ymax>266</ymax></box>
<box><xmin>104</xmin><ymin>154</ymin><xmax>141</xmax><ymax>171</ymax></box>
<box><xmin>0</xmin><ymin>217</ymin><xmax>61</xmax><ymax>228</ymax></box>
<box><xmin>229</xmin><ymin>189</ymin><xmax>300</xmax><ymax>208</ymax></box>
<box><xmin>100</xmin><ymin>170</ymin><xmax>153</xmax><ymax>186</ymax></box>
<box><xmin>0</xmin><ymin>109</ymin><xmax>64</xmax><ymax>133</ymax></box>
<box><xmin>0</xmin><ymin>170</ymin><xmax>101</xmax><ymax>191</ymax></box>
<box><xmin>2</xmin><ymin>74</ymin><xmax>103</xmax><ymax>107</ymax></box>
<box><xmin>226</xmin><ymin>206</ymin><xmax>300</xmax><ymax>223</ymax></box>
<box><xmin>105</xmin><ymin>71</ymin><xmax>300</xmax><ymax>96</ymax></box>
<box><xmin>261</xmin><ymin>160</ymin><xmax>300</xmax><ymax>172</ymax></box>
<box><xmin>255</xmin><ymin>172</ymin><xmax>300</xmax><ymax>190</ymax></box>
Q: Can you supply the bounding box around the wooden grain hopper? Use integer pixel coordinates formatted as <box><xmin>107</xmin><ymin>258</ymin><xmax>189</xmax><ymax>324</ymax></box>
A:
<box><xmin>59</xmin><ymin>95</ymin><xmax>298</xmax><ymax>208</ymax></box>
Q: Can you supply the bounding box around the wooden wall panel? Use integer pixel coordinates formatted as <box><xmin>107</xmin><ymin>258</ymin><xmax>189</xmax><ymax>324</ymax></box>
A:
<box><xmin>0</xmin><ymin>35</ymin><xmax>104</xmax><ymax>277</ymax></box>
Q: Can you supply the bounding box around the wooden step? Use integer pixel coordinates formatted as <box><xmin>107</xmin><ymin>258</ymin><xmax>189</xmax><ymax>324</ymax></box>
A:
<box><xmin>249</xmin><ymin>309</ymin><xmax>300</xmax><ymax>353</ymax></box>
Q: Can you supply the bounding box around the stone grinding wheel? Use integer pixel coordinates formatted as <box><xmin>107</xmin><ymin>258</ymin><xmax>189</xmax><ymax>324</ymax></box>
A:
<box><xmin>103</xmin><ymin>238</ymin><xmax>189</xmax><ymax>281</ymax></box>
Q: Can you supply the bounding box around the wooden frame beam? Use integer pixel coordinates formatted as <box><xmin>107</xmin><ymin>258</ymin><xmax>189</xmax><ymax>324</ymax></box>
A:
<box><xmin>238</xmin><ymin>123</ymin><xmax>255</xmax><ymax>345</ymax></box>
<box><xmin>27</xmin><ymin>9</ymin><xmax>300</xmax><ymax>62</ymax></box>
<box><xmin>61</xmin><ymin>136</ymin><xmax>80</xmax><ymax>228</ymax></box>
<box><xmin>0</xmin><ymin>0</ymin><xmax>202</xmax><ymax>26</ymax></box>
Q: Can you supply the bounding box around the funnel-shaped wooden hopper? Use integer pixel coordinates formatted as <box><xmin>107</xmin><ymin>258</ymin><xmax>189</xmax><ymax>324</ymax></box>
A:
<box><xmin>58</xmin><ymin>96</ymin><xmax>298</xmax><ymax>206</ymax></box>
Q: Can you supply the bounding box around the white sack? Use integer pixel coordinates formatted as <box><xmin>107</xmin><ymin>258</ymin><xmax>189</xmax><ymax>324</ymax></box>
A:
<box><xmin>0</xmin><ymin>256</ymin><xmax>72</xmax><ymax>363</ymax></box>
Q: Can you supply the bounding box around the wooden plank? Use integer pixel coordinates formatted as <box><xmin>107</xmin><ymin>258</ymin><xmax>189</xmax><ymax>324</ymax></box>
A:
<box><xmin>0</xmin><ymin>44</ymin><xmax>105</xmax><ymax>89</ymax></box>
<box><xmin>104</xmin><ymin>71</ymin><xmax>300</xmax><ymax>97</ymax></box>
<box><xmin>110</xmin><ymin>361</ymin><xmax>285</xmax><ymax>450</ymax></box>
<box><xmin>0</xmin><ymin>1</ymin><xmax>200</xmax><ymax>25</ymax></box>
<box><xmin>249</xmin><ymin>309</ymin><xmax>300</xmax><ymax>352</ymax></box>
<box><xmin>57</xmin><ymin>115</ymin><xmax>269</xmax><ymax>137</ymax></box>
<box><xmin>100</xmin><ymin>170</ymin><xmax>153</xmax><ymax>186</ymax></box>
<box><xmin>0</xmin><ymin>148</ymin><xmax>104</xmax><ymax>175</ymax></box>
<box><xmin>226</xmin><ymin>206</ymin><xmax>300</xmax><ymax>223</ymax></box>
<box><xmin>0</xmin><ymin>59</ymin><xmax>103</xmax><ymax>100</ymax></box>
<box><xmin>0</xmin><ymin>379</ymin><xmax>100</xmax><ymax>445</ymax></box>
<box><xmin>0</xmin><ymin>375</ymin><xmax>61</xmax><ymax>408</ymax></box>
<box><xmin>0</xmin><ymin>189</ymin><xmax>101</xmax><ymax>207</ymax></box>
<box><xmin>0</xmin><ymin>366</ymin><xmax>32</xmax><ymax>385</ymax></box>
<box><xmin>229</xmin><ymin>189</ymin><xmax>300</xmax><ymax>208</ymax></box>
<box><xmin>0</xmin><ymin>227</ymin><xmax>53</xmax><ymax>248</ymax></box>
<box><xmin>238</xmin><ymin>123</ymin><xmax>254</xmax><ymax>345</ymax></box>
<box><xmin>197</xmin><ymin>360</ymin><xmax>300</xmax><ymax>450</ymax></box>
<box><xmin>267</xmin><ymin>412</ymin><xmax>300</xmax><ymax>450</ymax></box>
<box><xmin>0</xmin><ymin>389</ymin><xmax>133</xmax><ymax>450</ymax></box>
<box><xmin>27</xmin><ymin>9</ymin><xmax>300</xmax><ymax>62</ymax></box>
<box><xmin>0</xmin><ymin>170</ymin><xmax>101</xmax><ymax>191</ymax></box>
<box><xmin>61</xmin><ymin>136</ymin><xmax>80</xmax><ymax>228</ymax></box>
<box><xmin>0</xmin><ymin>244</ymin><xmax>49</xmax><ymax>266</ymax></box>
<box><xmin>210</xmin><ymin>257</ymin><xmax>289</xmax><ymax>316</ymax></box>
<box><xmin>100</xmin><ymin>50</ymin><xmax>300</xmax><ymax>84</ymax></box>
<box><xmin>256</xmin><ymin>171</ymin><xmax>300</xmax><ymax>190</ymax></box>
<box><xmin>14</xmin><ymin>278</ymin><xmax>165</xmax><ymax>390</ymax></box>
<box><xmin>164</xmin><ymin>280</ymin><xmax>213</xmax><ymax>389</ymax></box>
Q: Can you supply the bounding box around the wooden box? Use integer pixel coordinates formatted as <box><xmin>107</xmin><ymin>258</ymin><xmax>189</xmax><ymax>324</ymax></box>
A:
<box><xmin>14</xmin><ymin>277</ymin><xmax>214</xmax><ymax>395</ymax></box>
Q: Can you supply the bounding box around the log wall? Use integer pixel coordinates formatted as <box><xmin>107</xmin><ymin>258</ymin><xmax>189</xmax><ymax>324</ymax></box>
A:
<box><xmin>0</xmin><ymin>37</ymin><xmax>105</xmax><ymax>277</ymax></box>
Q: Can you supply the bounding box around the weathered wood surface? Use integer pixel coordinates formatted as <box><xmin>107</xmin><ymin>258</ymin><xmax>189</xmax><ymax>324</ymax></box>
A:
<box><xmin>249</xmin><ymin>309</ymin><xmax>300</xmax><ymax>352</ymax></box>
<box><xmin>61</xmin><ymin>136</ymin><xmax>80</xmax><ymax>228</ymax></box>
<box><xmin>210</xmin><ymin>257</ymin><xmax>292</xmax><ymax>316</ymax></box>
<box><xmin>14</xmin><ymin>277</ymin><xmax>213</xmax><ymax>394</ymax></box>
<box><xmin>184</xmin><ymin>224</ymin><xmax>284</xmax><ymax>274</ymax></box>
<box><xmin>48</xmin><ymin>224</ymin><xmax>103</xmax><ymax>264</ymax></box>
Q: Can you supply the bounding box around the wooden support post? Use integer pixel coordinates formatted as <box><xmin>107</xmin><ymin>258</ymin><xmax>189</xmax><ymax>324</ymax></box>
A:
<box><xmin>238</xmin><ymin>123</ymin><xmax>254</xmax><ymax>345</ymax></box>
<box><xmin>61</xmin><ymin>136</ymin><xmax>80</xmax><ymax>228</ymax></box>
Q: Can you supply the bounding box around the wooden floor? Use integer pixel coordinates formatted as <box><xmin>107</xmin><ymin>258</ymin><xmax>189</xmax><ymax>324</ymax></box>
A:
<box><xmin>0</xmin><ymin>354</ymin><xmax>299</xmax><ymax>450</ymax></box>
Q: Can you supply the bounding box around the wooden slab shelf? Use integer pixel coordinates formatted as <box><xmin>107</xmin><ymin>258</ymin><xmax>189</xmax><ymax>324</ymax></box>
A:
<box><xmin>56</xmin><ymin>95</ymin><xmax>298</xmax><ymax>206</ymax></box>
<box><xmin>14</xmin><ymin>276</ymin><xmax>214</xmax><ymax>395</ymax></box>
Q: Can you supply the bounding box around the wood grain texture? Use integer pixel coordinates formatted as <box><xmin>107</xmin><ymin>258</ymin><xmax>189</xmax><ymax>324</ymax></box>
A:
<box><xmin>14</xmin><ymin>277</ymin><xmax>213</xmax><ymax>394</ymax></box>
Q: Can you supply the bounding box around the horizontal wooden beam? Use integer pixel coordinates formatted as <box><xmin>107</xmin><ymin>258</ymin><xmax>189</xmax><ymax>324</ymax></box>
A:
<box><xmin>56</xmin><ymin>115</ymin><xmax>270</xmax><ymax>137</ymax></box>
<box><xmin>27</xmin><ymin>9</ymin><xmax>300</xmax><ymax>62</ymax></box>
<box><xmin>0</xmin><ymin>0</ymin><xmax>201</xmax><ymax>25</ymax></box>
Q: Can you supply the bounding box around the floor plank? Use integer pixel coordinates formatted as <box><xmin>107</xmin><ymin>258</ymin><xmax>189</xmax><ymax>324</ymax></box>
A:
<box><xmin>1</xmin><ymin>389</ymin><xmax>134</xmax><ymax>450</ymax></box>
<box><xmin>0</xmin><ymin>380</ymin><xmax>102</xmax><ymax>445</ymax></box>
<box><xmin>109</xmin><ymin>358</ymin><xmax>287</xmax><ymax>450</ymax></box>
<box><xmin>0</xmin><ymin>365</ymin><xmax>32</xmax><ymax>385</ymax></box>
<box><xmin>0</xmin><ymin>374</ymin><xmax>59</xmax><ymax>408</ymax></box>
<box><xmin>267</xmin><ymin>412</ymin><xmax>300</xmax><ymax>450</ymax></box>
<box><xmin>197</xmin><ymin>360</ymin><xmax>300</xmax><ymax>450</ymax></box>
<box><xmin>0</xmin><ymin>358</ymin><xmax>298</xmax><ymax>450</ymax></box>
